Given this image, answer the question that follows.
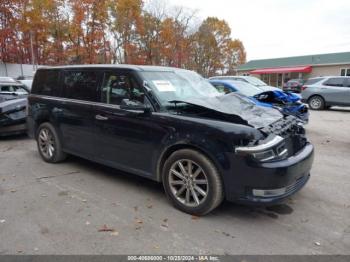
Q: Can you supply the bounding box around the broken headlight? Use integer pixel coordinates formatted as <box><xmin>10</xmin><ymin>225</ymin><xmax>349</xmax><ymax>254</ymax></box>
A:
<box><xmin>235</xmin><ymin>136</ymin><xmax>288</xmax><ymax>162</ymax></box>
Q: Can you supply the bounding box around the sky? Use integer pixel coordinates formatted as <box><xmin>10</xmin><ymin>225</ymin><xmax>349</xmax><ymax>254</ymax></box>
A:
<box><xmin>165</xmin><ymin>0</ymin><xmax>350</xmax><ymax>61</ymax></box>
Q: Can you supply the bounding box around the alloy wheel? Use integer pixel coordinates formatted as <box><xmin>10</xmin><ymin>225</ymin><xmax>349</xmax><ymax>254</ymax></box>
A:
<box><xmin>310</xmin><ymin>97</ymin><xmax>322</xmax><ymax>109</ymax></box>
<box><xmin>168</xmin><ymin>159</ymin><xmax>209</xmax><ymax>207</ymax></box>
<box><xmin>38</xmin><ymin>128</ymin><xmax>55</xmax><ymax>159</ymax></box>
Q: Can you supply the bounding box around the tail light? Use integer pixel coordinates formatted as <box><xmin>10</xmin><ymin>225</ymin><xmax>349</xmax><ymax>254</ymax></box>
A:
<box><xmin>301</xmin><ymin>85</ymin><xmax>307</xmax><ymax>91</ymax></box>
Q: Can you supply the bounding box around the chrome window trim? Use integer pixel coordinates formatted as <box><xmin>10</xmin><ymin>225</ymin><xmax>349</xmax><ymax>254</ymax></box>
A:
<box><xmin>29</xmin><ymin>94</ymin><xmax>124</xmax><ymax>110</ymax></box>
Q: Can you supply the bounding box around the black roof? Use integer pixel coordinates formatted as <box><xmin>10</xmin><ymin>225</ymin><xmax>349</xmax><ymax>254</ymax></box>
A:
<box><xmin>37</xmin><ymin>64</ymin><xmax>179</xmax><ymax>72</ymax></box>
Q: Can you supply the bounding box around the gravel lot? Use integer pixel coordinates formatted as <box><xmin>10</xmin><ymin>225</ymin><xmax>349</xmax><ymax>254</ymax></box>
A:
<box><xmin>0</xmin><ymin>108</ymin><xmax>349</xmax><ymax>255</ymax></box>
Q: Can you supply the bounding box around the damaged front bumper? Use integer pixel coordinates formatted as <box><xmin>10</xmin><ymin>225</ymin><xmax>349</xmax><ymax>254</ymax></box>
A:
<box><xmin>224</xmin><ymin>116</ymin><xmax>314</xmax><ymax>204</ymax></box>
<box><xmin>0</xmin><ymin>110</ymin><xmax>27</xmax><ymax>136</ymax></box>
<box><xmin>225</xmin><ymin>142</ymin><xmax>314</xmax><ymax>205</ymax></box>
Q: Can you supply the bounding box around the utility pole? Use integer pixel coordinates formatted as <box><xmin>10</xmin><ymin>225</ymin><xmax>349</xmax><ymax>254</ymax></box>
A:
<box><xmin>30</xmin><ymin>31</ymin><xmax>35</xmax><ymax>71</ymax></box>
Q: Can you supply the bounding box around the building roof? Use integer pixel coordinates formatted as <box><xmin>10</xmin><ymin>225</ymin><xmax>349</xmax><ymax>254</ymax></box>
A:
<box><xmin>238</xmin><ymin>52</ymin><xmax>350</xmax><ymax>71</ymax></box>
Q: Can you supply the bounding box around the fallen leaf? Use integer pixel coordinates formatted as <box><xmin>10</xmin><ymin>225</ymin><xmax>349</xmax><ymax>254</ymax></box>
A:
<box><xmin>191</xmin><ymin>215</ymin><xmax>200</xmax><ymax>220</ymax></box>
<box><xmin>10</xmin><ymin>189</ymin><xmax>17</xmax><ymax>193</ymax></box>
<box><xmin>34</xmin><ymin>248</ymin><xmax>39</xmax><ymax>251</ymax></box>
<box><xmin>82</xmin><ymin>199</ymin><xmax>87</xmax><ymax>203</ymax></box>
<box><xmin>0</xmin><ymin>219</ymin><xmax>5</xmax><ymax>223</ymax></box>
<box><xmin>135</xmin><ymin>226</ymin><xmax>142</xmax><ymax>230</ymax></box>
<box><xmin>135</xmin><ymin>219</ymin><xmax>143</xmax><ymax>224</ymax></box>
<box><xmin>17</xmin><ymin>250</ymin><xmax>23</xmax><ymax>253</ymax></box>
<box><xmin>147</xmin><ymin>205</ymin><xmax>153</xmax><ymax>209</ymax></box>
<box><xmin>85</xmin><ymin>221</ymin><xmax>90</xmax><ymax>225</ymax></box>
<box><xmin>98</xmin><ymin>224</ymin><xmax>115</xmax><ymax>232</ymax></box>
<box><xmin>163</xmin><ymin>218</ymin><xmax>168</xmax><ymax>223</ymax></box>
<box><xmin>153</xmin><ymin>245</ymin><xmax>160</xmax><ymax>249</ymax></box>
<box><xmin>110</xmin><ymin>231</ymin><xmax>119</xmax><ymax>236</ymax></box>
<box><xmin>314</xmin><ymin>242</ymin><xmax>321</xmax><ymax>246</ymax></box>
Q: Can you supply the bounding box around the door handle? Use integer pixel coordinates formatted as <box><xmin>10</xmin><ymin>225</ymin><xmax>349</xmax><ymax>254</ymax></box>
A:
<box><xmin>52</xmin><ymin>107</ymin><xmax>63</xmax><ymax>113</ymax></box>
<box><xmin>95</xmin><ymin>114</ymin><xmax>108</xmax><ymax>121</ymax></box>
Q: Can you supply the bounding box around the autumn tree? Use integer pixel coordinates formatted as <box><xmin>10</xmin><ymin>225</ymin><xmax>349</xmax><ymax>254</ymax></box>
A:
<box><xmin>0</xmin><ymin>0</ymin><xmax>246</xmax><ymax>75</ymax></box>
<box><xmin>67</xmin><ymin>0</ymin><xmax>111</xmax><ymax>64</ymax></box>
<box><xmin>109</xmin><ymin>0</ymin><xmax>143</xmax><ymax>64</ymax></box>
<box><xmin>0</xmin><ymin>0</ymin><xmax>22</xmax><ymax>63</ymax></box>
<box><xmin>189</xmin><ymin>17</ymin><xmax>236</xmax><ymax>77</ymax></box>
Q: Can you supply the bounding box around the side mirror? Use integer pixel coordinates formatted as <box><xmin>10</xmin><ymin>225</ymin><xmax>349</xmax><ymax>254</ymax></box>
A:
<box><xmin>120</xmin><ymin>99</ymin><xmax>152</xmax><ymax>115</ymax></box>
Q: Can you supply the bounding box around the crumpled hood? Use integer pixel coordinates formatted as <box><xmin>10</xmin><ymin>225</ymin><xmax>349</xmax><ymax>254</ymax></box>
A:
<box><xmin>171</xmin><ymin>93</ymin><xmax>283</xmax><ymax>129</ymax></box>
<box><xmin>0</xmin><ymin>98</ymin><xmax>27</xmax><ymax>114</ymax></box>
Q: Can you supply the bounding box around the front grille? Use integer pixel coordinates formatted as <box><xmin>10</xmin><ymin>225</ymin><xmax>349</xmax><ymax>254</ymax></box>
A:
<box><xmin>285</xmin><ymin>175</ymin><xmax>309</xmax><ymax>195</ymax></box>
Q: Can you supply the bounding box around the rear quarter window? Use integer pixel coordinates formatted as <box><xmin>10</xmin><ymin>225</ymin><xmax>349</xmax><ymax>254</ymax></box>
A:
<box><xmin>31</xmin><ymin>70</ymin><xmax>61</xmax><ymax>96</ymax></box>
<box><xmin>305</xmin><ymin>78</ymin><xmax>324</xmax><ymax>85</ymax></box>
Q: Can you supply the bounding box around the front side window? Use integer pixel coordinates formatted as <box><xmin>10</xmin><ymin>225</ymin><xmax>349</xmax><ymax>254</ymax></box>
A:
<box><xmin>101</xmin><ymin>72</ymin><xmax>145</xmax><ymax>106</ymax></box>
<box><xmin>0</xmin><ymin>85</ymin><xmax>28</xmax><ymax>93</ymax></box>
<box><xmin>324</xmin><ymin>78</ymin><xmax>345</xmax><ymax>87</ymax></box>
<box><xmin>62</xmin><ymin>70</ymin><xmax>99</xmax><ymax>101</ymax></box>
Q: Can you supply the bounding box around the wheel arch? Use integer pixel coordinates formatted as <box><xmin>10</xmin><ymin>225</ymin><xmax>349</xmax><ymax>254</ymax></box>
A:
<box><xmin>156</xmin><ymin>143</ymin><xmax>225</xmax><ymax>183</ymax></box>
<box><xmin>307</xmin><ymin>94</ymin><xmax>326</xmax><ymax>103</ymax></box>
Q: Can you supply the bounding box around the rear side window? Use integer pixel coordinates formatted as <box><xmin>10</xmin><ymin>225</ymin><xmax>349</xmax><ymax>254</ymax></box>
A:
<box><xmin>62</xmin><ymin>70</ymin><xmax>99</xmax><ymax>101</ymax></box>
<box><xmin>32</xmin><ymin>70</ymin><xmax>60</xmax><ymax>96</ymax></box>
<box><xmin>324</xmin><ymin>78</ymin><xmax>345</xmax><ymax>87</ymax></box>
<box><xmin>305</xmin><ymin>78</ymin><xmax>324</xmax><ymax>85</ymax></box>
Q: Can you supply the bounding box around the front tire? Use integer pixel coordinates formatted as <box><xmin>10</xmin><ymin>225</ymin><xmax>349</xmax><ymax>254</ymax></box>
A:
<box><xmin>162</xmin><ymin>149</ymin><xmax>224</xmax><ymax>215</ymax></box>
<box><xmin>36</xmin><ymin>122</ymin><xmax>67</xmax><ymax>163</ymax></box>
<box><xmin>308</xmin><ymin>95</ymin><xmax>325</xmax><ymax>110</ymax></box>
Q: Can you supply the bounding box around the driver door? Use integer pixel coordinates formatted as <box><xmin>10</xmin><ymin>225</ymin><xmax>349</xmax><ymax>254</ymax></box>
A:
<box><xmin>93</xmin><ymin>70</ymin><xmax>156</xmax><ymax>177</ymax></box>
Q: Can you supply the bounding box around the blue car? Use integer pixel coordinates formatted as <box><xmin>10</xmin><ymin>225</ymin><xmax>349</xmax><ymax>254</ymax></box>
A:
<box><xmin>210</xmin><ymin>80</ymin><xmax>309</xmax><ymax>123</ymax></box>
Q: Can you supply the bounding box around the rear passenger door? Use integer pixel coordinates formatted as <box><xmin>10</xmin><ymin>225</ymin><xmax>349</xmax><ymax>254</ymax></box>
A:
<box><xmin>58</xmin><ymin>69</ymin><xmax>101</xmax><ymax>158</ymax></box>
<box><xmin>322</xmin><ymin>78</ymin><xmax>348</xmax><ymax>105</ymax></box>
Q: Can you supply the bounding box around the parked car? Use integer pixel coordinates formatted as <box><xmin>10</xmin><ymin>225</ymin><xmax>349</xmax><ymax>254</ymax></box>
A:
<box><xmin>283</xmin><ymin>79</ymin><xmax>305</xmax><ymax>93</ymax></box>
<box><xmin>17</xmin><ymin>75</ymin><xmax>34</xmax><ymax>90</ymax></box>
<box><xmin>210</xmin><ymin>80</ymin><xmax>309</xmax><ymax>123</ymax></box>
<box><xmin>301</xmin><ymin>76</ymin><xmax>350</xmax><ymax>110</ymax></box>
<box><xmin>0</xmin><ymin>80</ymin><xmax>29</xmax><ymax>136</ymax></box>
<box><xmin>28</xmin><ymin>65</ymin><xmax>314</xmax><ymax>215</ymax></box>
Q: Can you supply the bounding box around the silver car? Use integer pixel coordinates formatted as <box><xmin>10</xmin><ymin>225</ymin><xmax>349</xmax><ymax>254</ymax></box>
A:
<box><xmin>301</xmin><ymin>76</ymin><xmax>350</xmax><ymax>110</ymax></box>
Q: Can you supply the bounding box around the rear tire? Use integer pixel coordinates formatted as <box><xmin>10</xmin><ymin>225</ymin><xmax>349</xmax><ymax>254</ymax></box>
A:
<box><xmin>162</xmin><ymin>149</ymin><xmax>224</xmax><ymax>216</ymax></box>
<box><xmin>308</xmin><ymin>95</ymin><xmax>325</xmax><ymax>110</ymax></box>
<box><xmin>36</xmin><ymin>122</ymin><xmax>67</xmax><ymax>163</ymax></box>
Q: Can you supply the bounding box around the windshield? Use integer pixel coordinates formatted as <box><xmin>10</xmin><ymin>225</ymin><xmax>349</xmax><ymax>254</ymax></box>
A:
<box><xmin>140</xmin><ymin>70</ymin><xmax>220</xmax><ymax>106</ymax></box>
<box><xmin>228</xmin><ymin>81</ymin><xmax>263</xmax><ymax>96</ymax></box>
<box><xmin>244</xmin><ymin>76</ymin><xmax>268</xmax><ymax>86</ymax></box>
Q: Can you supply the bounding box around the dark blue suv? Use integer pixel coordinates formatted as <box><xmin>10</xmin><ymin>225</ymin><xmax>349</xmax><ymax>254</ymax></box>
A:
<box><xmin>28</xmin><ymin>65</ymin><xmax>314</xmax><ymax>215</ymax></box>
